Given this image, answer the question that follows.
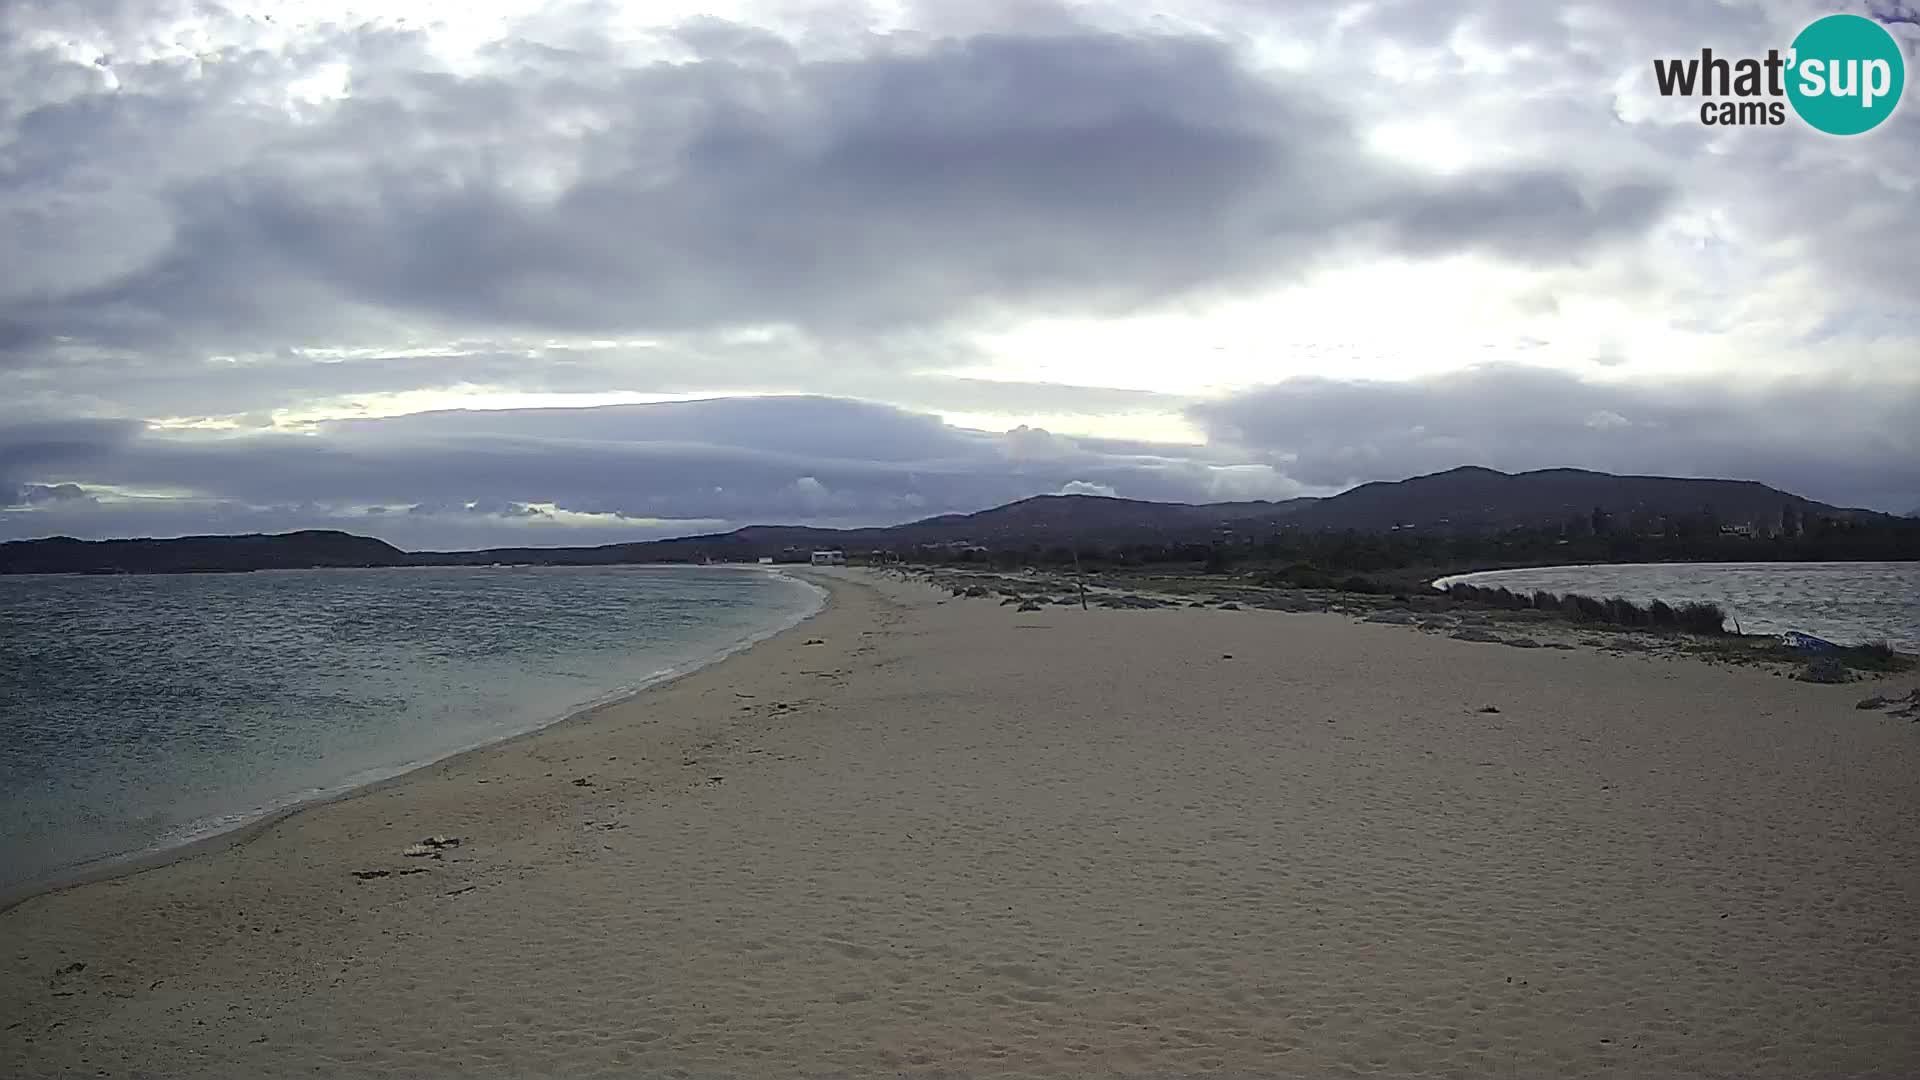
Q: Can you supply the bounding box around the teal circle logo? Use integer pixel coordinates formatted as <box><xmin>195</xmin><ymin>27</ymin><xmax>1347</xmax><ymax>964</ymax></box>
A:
<box><xmin>1786</xmin><ymin>14</ymin><xmax>1906</xmax><ymax>135</ymax></box>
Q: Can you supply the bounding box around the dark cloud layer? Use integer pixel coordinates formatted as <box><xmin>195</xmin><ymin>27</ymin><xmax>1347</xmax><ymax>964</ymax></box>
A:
<box><xmin>5</xmin><ymin>372</ymin><xmax>1914</xmax><ymax>547</ymax></box>
<box><xmin>0</xmin><ymin>419</ymin><xmax>143</xmax><ymax>484</ymax></box>
<box><xmin>0</xmin><ymin>395</ymin><xmax>1301</xmax><ymax>544</ymax></box>
<box><xmin>1193</xmin><ymin>365</ymin><xmax>1920</xmax><ymax>514</ymax></box>
<box><xmin>1</xmin><ymin>15</ymin><xmax>1672</xmax><ymax>360</ymax></box>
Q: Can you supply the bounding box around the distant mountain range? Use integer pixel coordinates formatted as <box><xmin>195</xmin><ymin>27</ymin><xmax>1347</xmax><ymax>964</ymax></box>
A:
<box><xmin>0</xmin><ymin>466</ymin><xmax>1897</xmax><ymax>575</ymax></box>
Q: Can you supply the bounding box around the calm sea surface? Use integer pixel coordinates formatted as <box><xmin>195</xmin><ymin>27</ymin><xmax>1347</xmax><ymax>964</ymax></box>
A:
<box><xmin>0</xmin><ymin>565</ymin><xmax>822</xmax><ymax>894</ymax></box>
<box><xmin>1433</xmin><ymin>561</ymin><xmax>1918</xmax><ymax>651</ymax></box>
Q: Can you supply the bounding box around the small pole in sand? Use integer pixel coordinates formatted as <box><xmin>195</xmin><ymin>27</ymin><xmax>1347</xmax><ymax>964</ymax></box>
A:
<box><xmin>1073</xmin><ymin>549</ymin><xmax>1088</xmax><ymax>610</ymax></box>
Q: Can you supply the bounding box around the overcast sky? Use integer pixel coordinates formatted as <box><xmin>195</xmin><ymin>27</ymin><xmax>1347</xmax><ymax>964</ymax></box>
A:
<box><xmin>3</xmin><ymin>0</ymin><xmax>1916</xmax><ymax>547</ymax></box>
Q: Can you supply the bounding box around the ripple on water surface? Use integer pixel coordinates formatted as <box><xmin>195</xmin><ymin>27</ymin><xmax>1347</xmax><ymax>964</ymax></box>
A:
<box><xmin>0</xmin><ymin>564</ymin><xmax>822</xmax><ymax>892</ymax></box>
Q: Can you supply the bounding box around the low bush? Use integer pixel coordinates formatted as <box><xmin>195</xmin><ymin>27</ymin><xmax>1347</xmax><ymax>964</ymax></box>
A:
<box><xmin>1567</xmin><ymin>593</ymin><xmax>1607</xmax><ymax>621</ymax></box>
<box><xmin>1439</xmin><ymin>582</ymin><xmax>1729</xmax><ymax>636</ymax></box>
<box><xmin>1448</xmin><ymin>584</ymin><xmax>1530</xmax><ymax>609</ymax></box>
<box><xmin>1604</xmin><ymin>597</ymin><xmax>1649</xmax><ymax>626</ymax></box>
<box><xmin>1261</xmin><ymin>563</ymin><xmax>1335</xmax><ymax>590</ymax></box>
<box><xmin>1834</xmin><ymin>640</ymin><xmax>1912</xmax><ymax>673</ymax></box>
<box><xmin>1674</xmin><ymin>602</ymin><xmax>1727</xmax><ymax>634</ymax></box>
<box><xmin>1797</xmin><ymin>656</ymin><xmax>1849</xmax><ymax>683</ymax></box>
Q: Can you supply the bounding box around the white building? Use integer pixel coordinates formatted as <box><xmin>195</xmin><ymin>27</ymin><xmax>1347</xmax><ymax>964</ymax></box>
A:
<box><xmin>809</xmin><ymin>550</ymin><xmax>846</xmax><ymax>566</ymax></box>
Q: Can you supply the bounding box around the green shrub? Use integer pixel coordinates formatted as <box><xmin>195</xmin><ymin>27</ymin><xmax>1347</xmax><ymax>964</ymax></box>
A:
<box><xmin>1567</xmin><ymin>593</ymin><xmax>1607</xmax><ymax>621</ymax></box>
<box><xmin>1796</xmin><ymin>656</ymin><xmax>1848</xmax><ymax>683</ymax></box>
<box><xmin>1835</xmin><ymin>640</ymin><xmax>1912</xmax><ymax>673</ymax></box>
<box><xmin>1674</xmin><ymin>602</ymin><xmax>1726</xmax><ymax>634</ymax></box>
<box><xmin>1604</xmin><ymin>597</ymin><xmax>1649</xmax><ymax>626</ymax></box>
<box><xmin>1262</xmin><ymin>563</ymin><xmax>1334</xmax><ymax>590</ymax></box>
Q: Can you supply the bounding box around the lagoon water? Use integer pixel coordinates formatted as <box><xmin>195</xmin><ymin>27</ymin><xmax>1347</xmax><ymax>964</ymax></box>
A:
<box><xmin>1433</xmin><ymin>561</ymin><xmax>1919</xmax><ymax>651</ymax></box>
<box><xmin>0</xmin><ymin>565</ymin><xmax>821</xmax><ymax>894</ymax></box>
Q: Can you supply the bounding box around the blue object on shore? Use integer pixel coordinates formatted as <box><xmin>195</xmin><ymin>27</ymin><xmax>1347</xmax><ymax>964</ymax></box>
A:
<box><xmin>1781</xmin><ymin>631</ymin><xmax>1839</xmax><ymax>652</ymax></box>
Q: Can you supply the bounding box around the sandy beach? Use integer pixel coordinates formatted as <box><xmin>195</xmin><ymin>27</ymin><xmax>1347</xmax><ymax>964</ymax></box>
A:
<box><xmin>5</xmin><ymin>567</ymin><xmax>1918</xmax><ymax>1078</ymax></box>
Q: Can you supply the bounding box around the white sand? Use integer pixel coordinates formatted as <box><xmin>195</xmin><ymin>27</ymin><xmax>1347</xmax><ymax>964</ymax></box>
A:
<box><xmin>5</xmin><ymin>568</ymin><xmax>1918</xmax><ymax>1077</ymax></box>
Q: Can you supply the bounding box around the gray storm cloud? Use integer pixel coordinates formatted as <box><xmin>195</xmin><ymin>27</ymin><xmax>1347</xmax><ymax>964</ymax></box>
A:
<box><xmin>0</xmin><ymin>14</ymin><xmax>1673</xmax><ymax>361</ymax></box>
<box><xmin>0</xmin><ymin>396</ymin><xmax>1307</xmax><ymax>544</ymax></box>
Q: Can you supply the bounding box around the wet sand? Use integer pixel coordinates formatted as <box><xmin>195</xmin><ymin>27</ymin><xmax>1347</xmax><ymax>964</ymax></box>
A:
<box><xmin>5</xmin><ymin>567</ymin><xmax>1917</xmax><ymax>1077</ymax></box>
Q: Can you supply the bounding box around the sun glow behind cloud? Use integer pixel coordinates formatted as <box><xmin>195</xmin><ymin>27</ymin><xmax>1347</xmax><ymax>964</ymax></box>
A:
<box><xmin>268</xmin><ymin>389</ymin><xmax>722</xmax><ymax>427</ymax></box>
<box><xmin>935</xmin><ymin>409</ymin><xmax>1206</xmax><ymax>446</ymax></box>
<box><xmin>956</xmin><ymin>256</ymin><xmax>1646</xmax><ymax>396</ymax></box>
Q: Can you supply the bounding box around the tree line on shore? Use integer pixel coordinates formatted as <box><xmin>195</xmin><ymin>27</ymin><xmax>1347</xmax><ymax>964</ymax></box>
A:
<box><xmin>1437</xmin><ymin>583</ymin><xmax>1730</xmax><ymax>634</ymax></box>
<box><xmin>924</xmin><ymin>510</ymin><xmax>1919</xmax><ymax>580</ymax></box>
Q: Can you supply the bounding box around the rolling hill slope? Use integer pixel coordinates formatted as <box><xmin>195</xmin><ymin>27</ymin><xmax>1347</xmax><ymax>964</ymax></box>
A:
<box><xmin>1</xmin><ymin>467</ymin><xmax>1889</xmax><ymax>573</ymax></box>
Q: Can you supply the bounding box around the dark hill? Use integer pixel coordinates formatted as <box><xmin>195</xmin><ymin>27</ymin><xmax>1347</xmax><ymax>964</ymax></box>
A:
<box><xmin>0</xmin><ymin>530</ymin><xmax>407</xmax><ymax>575</ymax></box>
<box><xmin>0</xmin><ymin>467</ymin><xmax>1895</xmax><ymax>574</ymax></box>
<box><xmin>886</xmin><ymin>493</ymin><xmax>1318</xmax><ymax>543</ymax></box>
<box><xmin>419</xmin><ymin>467</ymin><xmax>1882</xmax><ymax>564</ymax></box>
<box><xmin>1287</xmin><ymin>466</ymin><xmax>1845</xmax><ymax>532</ymax></box>
<box><xmin>421</xmin><ymin>496</ymin><xmax>1319</xmax><ymax>566</ymax></box>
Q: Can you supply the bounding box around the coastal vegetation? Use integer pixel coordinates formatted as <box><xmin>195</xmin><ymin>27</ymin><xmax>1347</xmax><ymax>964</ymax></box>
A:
<box><xmin>908</xmin><ymin>561</ymin><xmax>1917</xmax><ymax>681</ymax></box>
<box><xmin>1437</xmin><ymin>582</ymin><xmax>1731</xmax><ymax>634</ymax></box>
<box><xmin>932</xmin><ymin>511</ymin><xmax>1920</xmax><ymax>585</ymax></box>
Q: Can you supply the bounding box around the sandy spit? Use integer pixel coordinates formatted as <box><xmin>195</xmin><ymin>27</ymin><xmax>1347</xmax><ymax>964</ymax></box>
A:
<box><xmin>4</xmin><ymin>568</ymin><xmax>1917</xmax><ymax>1078</ymax></box>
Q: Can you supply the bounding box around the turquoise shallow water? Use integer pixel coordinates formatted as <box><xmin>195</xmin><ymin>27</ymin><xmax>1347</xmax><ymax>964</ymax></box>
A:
<box><xmin>0</xmin><ymin>565</ymin><xmax>821</xmax><ymax>893</ymax></box>
<box><xmin>1433</xmin><ymin>561</ymin><xmax>1918</xmax><ymax>650</ymax></box>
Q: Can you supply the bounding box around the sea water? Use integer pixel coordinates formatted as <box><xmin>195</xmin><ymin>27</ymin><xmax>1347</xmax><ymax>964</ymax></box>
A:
<box><xmin>1433</xmin><ymin>561</ymin><xmax>1918</xmax><ymax>650</ymax></box>
<box><xmin>0</xmin><ymin>564</ymin><xmax>822</xmax><ymax>894</ymax></box>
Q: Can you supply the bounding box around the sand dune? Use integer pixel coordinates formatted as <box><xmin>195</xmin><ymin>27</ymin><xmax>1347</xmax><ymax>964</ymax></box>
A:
<box><xmin>5</xmin><ymin>568</ymin><xmax>1918</xmax><ymax>1077</ymax></box>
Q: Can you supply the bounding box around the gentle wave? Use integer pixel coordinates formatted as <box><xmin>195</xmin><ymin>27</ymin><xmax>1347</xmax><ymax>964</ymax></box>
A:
<box><xmin>0</xmin><ymin>565</ymin><xmax>824</xmax><ymax>894</ymax></box>
<box><xmin>150</xmin><ymin>569</ymin><xmax>827</xmax><ymax>854</ymax></box>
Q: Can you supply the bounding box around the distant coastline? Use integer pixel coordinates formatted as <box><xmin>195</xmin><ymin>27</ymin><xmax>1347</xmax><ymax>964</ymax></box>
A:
<box><xmin>5</xmin><ymin>465</ymin><xmax>1917</xmax><ymax>576</ymax></box>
